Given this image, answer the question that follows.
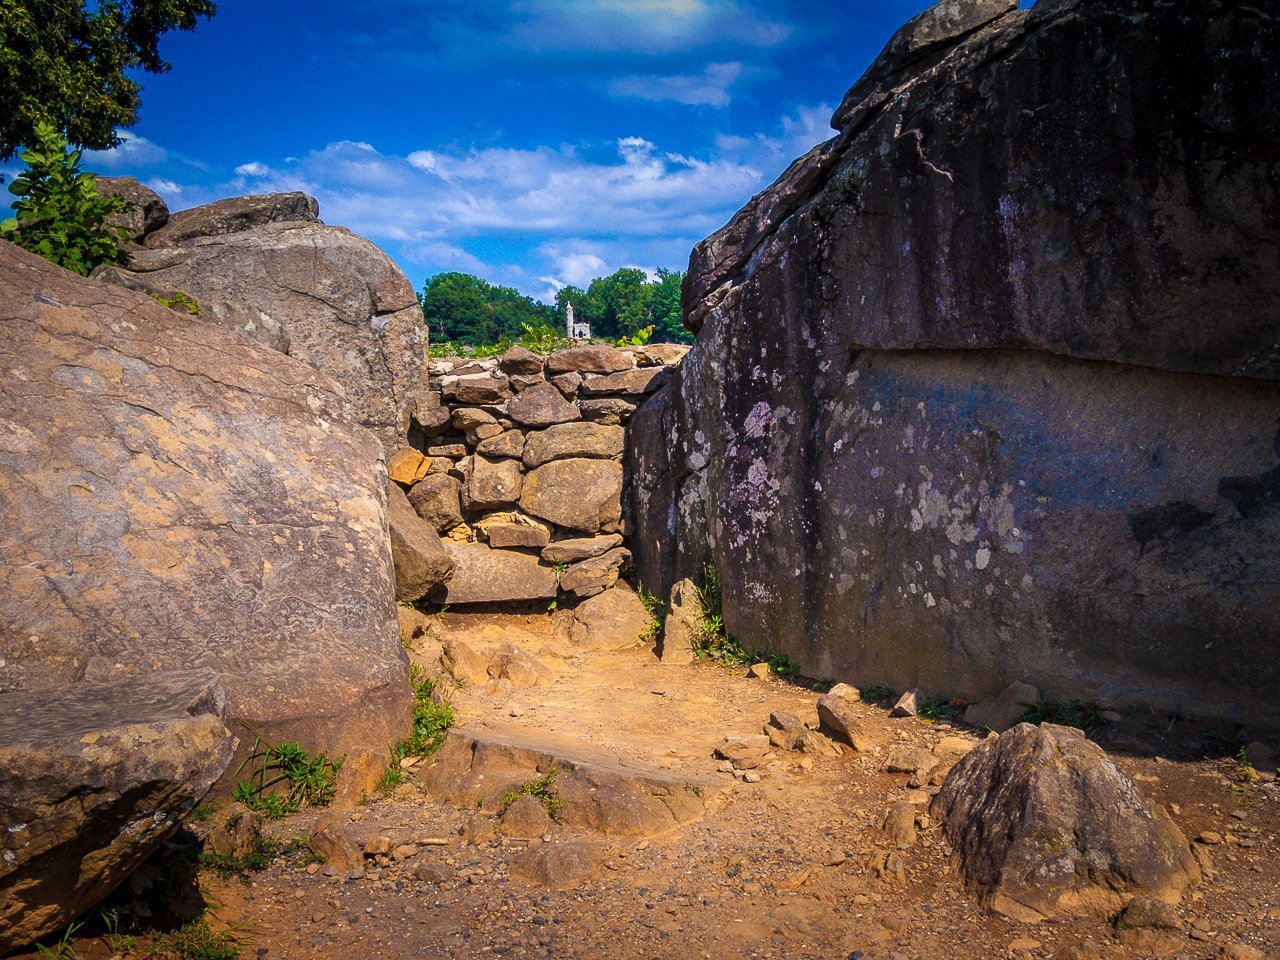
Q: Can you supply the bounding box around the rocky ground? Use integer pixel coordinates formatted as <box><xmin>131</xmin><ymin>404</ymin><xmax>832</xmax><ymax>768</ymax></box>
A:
<box><xmin>13</xmin><ymin>610</ymin><xmax>1278</xmax><ymax>960</ymax></box>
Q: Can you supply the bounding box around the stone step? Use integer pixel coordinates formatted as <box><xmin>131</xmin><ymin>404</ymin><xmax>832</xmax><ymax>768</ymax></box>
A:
<box><xmin>420</xmin><ymin>722</ymin><xmax>723</xmax><ymax>838</ymax></box>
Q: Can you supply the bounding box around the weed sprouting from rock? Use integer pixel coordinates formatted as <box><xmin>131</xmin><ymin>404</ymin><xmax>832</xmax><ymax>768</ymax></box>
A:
<box><xmin>499</xmin><ymin>769</ymin><xmax>566</xmax><ymax>818</ymax></box>
<box><xmin>231</xmin><ymin>737</ymin><xmax>343</xmax><ymax>819</ymax></box>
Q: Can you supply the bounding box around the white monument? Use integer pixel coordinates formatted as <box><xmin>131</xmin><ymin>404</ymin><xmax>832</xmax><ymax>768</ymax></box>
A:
<box><xmin>566</xmin><ymin>301</ymin><xmax>590</xmax><ymax>340</ymax></box>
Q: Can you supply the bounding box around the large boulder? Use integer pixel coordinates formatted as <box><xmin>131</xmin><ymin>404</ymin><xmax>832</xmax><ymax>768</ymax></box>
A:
<box><xmin>0</xmin><ymin>239</ymin><xmax>411</xmax><ymax>785</ymax></box>
<box><xmin>630</xmin><ymin>0</ymin><xmax>1280</xmax><ymax>722</ymax></box>
<box><xmin>0</xmin><ymin>671</ymin><xmax>236</xmax><ymax>952</ymax></box>
<box><xmin>932</xmin><ymin>723</ymin><xmax>1199</xmax><ymax>921</ymax></box>
<box><xmin>143</xmin><ymin>191</ymin><xmax>320</xmax><ymax>246</ymax></box>
<box><xmin>101</xmin><ymin>192</ymin><xmax>427</xmax><ymax>450</ymax></box>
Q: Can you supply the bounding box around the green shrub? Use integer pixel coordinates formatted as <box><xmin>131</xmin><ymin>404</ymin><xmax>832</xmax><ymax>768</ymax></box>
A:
<box><xmin>1</xmin><ymin>121</ymin><xmax>131</xmax><ymax>275</ymax></box>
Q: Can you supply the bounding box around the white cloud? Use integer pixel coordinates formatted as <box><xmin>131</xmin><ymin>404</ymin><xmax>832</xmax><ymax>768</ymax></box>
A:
<box><xmin>84</xmin><ymin>133</ymin><xmax>169</xmax><ymax>170</ymax></box>
<box><xmin>610</xmin><ymin>61</ymin><xmax>742</xmax><ymax>107</ymax></box>
<box><xmin>503</xmin><ymin>0</ymin><xmax>791</xmax><ymax>54</ymax></box>
<box><xmin>147</xmin><ymin>178</ymin><xmax>184</xmax><ymax>197</ymax></box>
<box><xmin>84</xmin><ymin>104</ymin><xmax>834</xmax><ymax>301</ymax></box>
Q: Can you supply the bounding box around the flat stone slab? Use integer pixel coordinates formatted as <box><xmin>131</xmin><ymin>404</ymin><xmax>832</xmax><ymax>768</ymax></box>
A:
<box><xmin>0</xmin><ymin>671</ymin><xmax>236</xmax><ymax>953</ymax></box>
<box><xmin>422</xmin><ymin>723</ymin><xmax>722</xmax><ymax>838</ymax></box>
<box><xmin>436</xmin><ymin>543</ymin><xmax>558</xmax><ymax>604</ymax></box>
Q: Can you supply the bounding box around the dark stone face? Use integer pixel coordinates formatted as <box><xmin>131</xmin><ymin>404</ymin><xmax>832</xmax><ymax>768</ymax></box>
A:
<box><xmin>631</xmin><ymin>0</ymin><xmax>1280</xmax><ymax>722</ymax></box>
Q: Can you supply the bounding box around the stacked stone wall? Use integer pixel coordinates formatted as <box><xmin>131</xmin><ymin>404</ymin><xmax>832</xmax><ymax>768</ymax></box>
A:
<box><xmin>390</xmin><ymin>342</ymin><xmax>688</xmax><ymax>606</ymax></box>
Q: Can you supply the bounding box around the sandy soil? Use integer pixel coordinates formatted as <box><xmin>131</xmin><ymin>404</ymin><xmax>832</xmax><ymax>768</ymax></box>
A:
<box><xmin>14</xmin><ymin>610</ymin><xmax>1279</xmax><ymax>960</ymax></box>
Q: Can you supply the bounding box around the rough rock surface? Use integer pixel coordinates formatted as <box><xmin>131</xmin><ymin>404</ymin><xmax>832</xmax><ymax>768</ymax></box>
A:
<box><xmin>630</xmin><ymin>0</ymin><xmax>1280</xmax><ymax>721</ymax></box>
<box><xmin>522</xmin><ymin>459</ymin><xmax>623</xmax><ymax>534</ymax></box>
<box><xmin>659</xmin><ymin>577</ymin><xmax>700</xmax><ymax>664</ymax></box>
<box><xmin>0</xmin><ymin>240</ymin><xmax>412</xmax><ymax>783</ymax></box>
<box><xmin>522</xmin><ymin>422</ymin><xmax>624</xmax><ymax>468</ymax></box>
<box><xmin>569</xmin><ymin>583</ymin><xmax>653</xmax><ymax>651</ymax></box>
<box><xmin>387</xmin><ymin>482</ymin><xmax>454</xmax><ymax>601</ymax></box>
<box><xmin>436</xmin><ymin>543</ymin><xmax>558</xmax><ymax>604</ymax></box>
<box><xmin>106</xmin><ymin>193</ymin><xmax>427</xmax><ymax>449</ymax></box>
<box><xmin>932</xmin><ymin>723</ymin><xmax>1199</xmax><ymax>921</ymax></box>
<box><xmin>94</xmin><ymin>176</ymin><xmax>169</xmax><ymax>242</ymax></box>
<box><xmin>144</xmin><ymin>192</ymin><xmax>320</xmax><ymax>246</ymax></box>
<box><xmin>0</xmin><ymin>671</ymin><xmax>236</xmax><ymax>952</ymax></box>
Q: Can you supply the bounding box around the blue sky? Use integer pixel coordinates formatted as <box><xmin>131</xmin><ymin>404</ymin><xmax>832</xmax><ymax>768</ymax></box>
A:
<box><xmin>67</xmin><ymin>0</ymin><xmax>933</xmax><ymax>301</ymax></box>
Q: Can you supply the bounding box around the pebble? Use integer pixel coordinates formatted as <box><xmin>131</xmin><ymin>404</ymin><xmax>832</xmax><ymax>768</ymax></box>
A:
<box><xmin>1197</xmin><ymin>831</ymin><xmax>1224</xmax><ymax>845</ymax></box>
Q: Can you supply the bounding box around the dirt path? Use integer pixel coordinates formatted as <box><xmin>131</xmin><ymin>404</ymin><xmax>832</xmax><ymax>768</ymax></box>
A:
<box><xmin>16</xmin><ymin>610</ymin><xmax>1280</xmax><ymax>960</ymax></box>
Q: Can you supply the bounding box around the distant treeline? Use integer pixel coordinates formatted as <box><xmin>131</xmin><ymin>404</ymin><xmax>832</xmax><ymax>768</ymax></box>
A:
<box><xmin>417</xmin><ymin>268</ymin><xmax>692</xmax><ymax>347</ymax></box>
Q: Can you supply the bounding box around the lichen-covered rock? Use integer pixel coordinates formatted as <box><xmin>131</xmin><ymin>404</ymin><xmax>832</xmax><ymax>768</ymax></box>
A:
<box><xmin>631</xmin><ymin>0</ymin><xmax>1280</xmax><ymax>721</ymax></box>
<box><xmin>0</xmin><ymin>240</ymin><xmax>411</xmax><ymax>786</ymax></box>
<box><xmin>932</xmin><ymin>723</ymin><xmax>1199</xmax><ymax>921</ymax></box>
<box><xmin>522</xmin><ymin>459</ymin><xmax>623</xmax><ymax>535</ymax></box>
<box><xmin>0</xmin><ymin>671</ymin><xmax>236</xmax><ymax>953</ymax></box>
<box><xmin>113</xmin><ymin>194</ymin><xmax>426</xmax><ymax>449</ymax></box>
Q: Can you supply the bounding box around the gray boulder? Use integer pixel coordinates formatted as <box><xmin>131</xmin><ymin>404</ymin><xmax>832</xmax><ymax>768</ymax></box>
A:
<box><xmin>110</xmin><ymin>193</ymin><xmax>427</xmax><ymax>450</ymax></box>
<box><xmin>0</xmin><ymin>240</ymin><xmax>412</xmax><ymax>785</ymax></box>
<box><xmin>630</xmin><ymin>0</ymin><xmax>1280</xmax><ymax>722</ymax></box>
<box><xmin>522</xmin><ymin>459</ymin><xmax>623</xmax><ymax>534</ymax></box>
<box><xmin>144</xmin><ymin>191</ymin><xmax>319</xmax><ymax>246</ymax></box>
<box><xmin>932</xmin><ymin>723</ymin><xmax>1199</xmax><ymax>921</ymax></box>
<box><xmin>388</xmin><ymin>481</ymin><xmax>454</xmax><ymax>601</ymax></box>
<box><xmin>436</xmin><ymin>543</ymin><xmax>558</xmax><ymax>604</ymax></box>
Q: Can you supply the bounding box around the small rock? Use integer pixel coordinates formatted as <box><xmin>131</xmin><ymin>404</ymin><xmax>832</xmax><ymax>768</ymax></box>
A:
<box><xmin>891</xmin><ymin>689</ymin><xmax>921</xmax><ymax>718</ymax></box>
<box><xmin>884</xmin><ymin>746</ymin><xmax>938</xmax><ymax>777</ymax></box>
<box><xmin>509</xmin><ymin>841</ymin><xmax>605</xmax><ymax>889</ymax></box>
<box><xmin>392</xmin><ymin>844</ymin><xmax>419</xmax><ymax>861</ymax></box>
<box><xmin>715</xmin><ymin>734</ymin><xmax>771</xmax><ymax>770</ymax></box>
<box><xmin>764</xmin><ymin>711</ymin><xmax>806</xmax><ymax>751</ymax></box>
<box><xmin>817</xmin><ymin>687</ymin><xmax>863</xmax><ymax>747</ymax></box>
<box><xmin>880</xmin><ymin>801</ymin><xmax>917</xmax><ymax>848</ymax></box>
<box><xmin>310</xmin><ymin>814</ymin><xmax>365</xmax><ymax>878</ymax></box>
<box><xmin>414</xmin><ymin>863</ymin><xmax>451</xmax><ymax>884</ymax></box>
<box><xmin>1217</xmin><ymin>943</ymin><xmax>1266</xmax><ymax>960</ymax></box>
<box><xmin>963</xmin><ymin>680</ymin><xmax>1040</xmax><ymax>733</ymax></box>
<box><xmin>867</xmin><ymin>850</ymin><xmax>905</xmax><ymax>884</ymax></box>
<box><xmin>1008</xmin><ymin>940</ymin><xmax>1042</xmax><ymax>954</ymax></box>
<box><xmin>1197</xmin><ymin>831</ymin><xmax>1223</xmax><ymax>845</ymax></box>
<box><xmin>363</xmin><ymin>836</ymin><xmax>393</xmax><ymax>856</ymax></box>
<box><xmin>1118</xmin><ymin>895</ymin><xmax>1181</xmax><ymax>930</ymax></box>
<box><xmin>747</xmin><ymin>662</ymin><xmax>772</xmax><ymax>679</ymax></box>
<box><xmin>742</xmin><ymin>771</ymin><xmax>762</xmax><ymax>784</ymax></box>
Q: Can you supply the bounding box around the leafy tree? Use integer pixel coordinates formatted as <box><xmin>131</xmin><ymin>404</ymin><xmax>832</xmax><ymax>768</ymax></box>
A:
<box><xmin>650</xmin><ymin>267</ymin><xmax>691</xmax><ymax>344</ymax></box>
<box><xmin>580</xmin><ymin>267</ymin><xmax>654</xmax><ymax>340</ymax></box>
<box><xmin>1</xmin><ymin>121</ymin><xmax>130</xmax><ymax>275</ymax></box>
<box><xmin>419</xmin><ymin>272</ymin><xmax>555</xmax><ymax>346</ymax></box>
<box><xmin>0</xmin><ymin>0</ymin><xmax>217</xmax><ymax>161</ymax></box>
